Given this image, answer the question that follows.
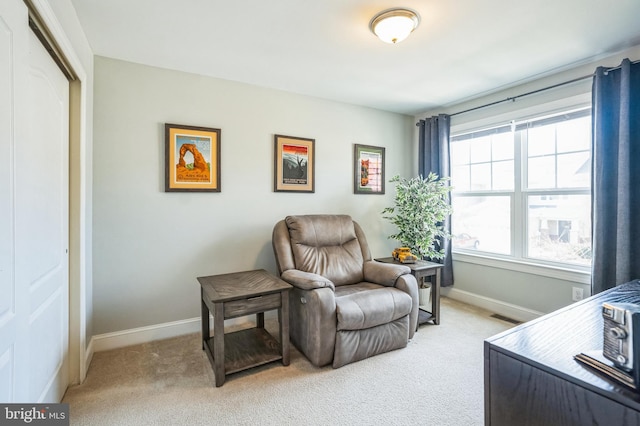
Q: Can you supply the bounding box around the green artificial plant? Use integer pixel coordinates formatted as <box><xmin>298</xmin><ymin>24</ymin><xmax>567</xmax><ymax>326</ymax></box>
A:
<box><xmin>382</xmin><ymin>173</ymin><xmax>453</xmax><ymax>260</ymax></box>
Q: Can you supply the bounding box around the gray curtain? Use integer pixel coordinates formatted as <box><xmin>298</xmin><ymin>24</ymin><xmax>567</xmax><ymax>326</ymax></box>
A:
<box><xmin>591</xmin><ymin>58</ymin><xmax>640</xmax><ymax>294</ymax></box>
<box><xmin>418</xmin><ymin>114</ymin><xmax>453</xmax><ymax>287</ymax></box>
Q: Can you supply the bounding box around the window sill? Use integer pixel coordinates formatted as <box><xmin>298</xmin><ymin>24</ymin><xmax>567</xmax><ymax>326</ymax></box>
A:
<box><xmin>452</xmin><ymin>251</ymin><xmax>591</xmax><ymax>285</ymax></box>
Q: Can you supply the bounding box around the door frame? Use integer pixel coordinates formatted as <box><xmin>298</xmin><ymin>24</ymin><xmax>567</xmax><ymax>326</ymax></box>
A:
<box><xmin>26</xmin><ymin>0</ymin><xmax>91</xmax><ymax>384</ymax></box>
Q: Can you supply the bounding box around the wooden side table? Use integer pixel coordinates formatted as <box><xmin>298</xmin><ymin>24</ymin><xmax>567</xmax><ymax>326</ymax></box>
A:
<box><xmin>375</xmin><ymin>257</ymin><xmax>443</xmax><ymax>326</ymax></box>
<box><xmin>197</xmin><ymin>269</ymin><xmax>292</xmax><ymax>387</ymax></box>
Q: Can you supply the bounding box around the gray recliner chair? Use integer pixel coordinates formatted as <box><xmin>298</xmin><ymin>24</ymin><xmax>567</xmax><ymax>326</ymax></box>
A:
<box><xmin>272</xmin><ymin>214</ymin><xmax>419</xmax><ymax>368</ymax></box>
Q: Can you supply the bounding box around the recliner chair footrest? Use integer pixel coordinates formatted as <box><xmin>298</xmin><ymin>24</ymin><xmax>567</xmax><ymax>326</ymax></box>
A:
<box><xmin>333</xmin><ymin>318</ymin><xmax>410</xmax><ymax>368</ymax></box>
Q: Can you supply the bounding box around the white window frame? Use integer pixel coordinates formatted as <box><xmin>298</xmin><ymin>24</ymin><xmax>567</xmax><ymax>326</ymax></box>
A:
<box><xmin>449</xmin><ymin>97</ymin><xmax>592</xmax><ymax>284</ymax></box>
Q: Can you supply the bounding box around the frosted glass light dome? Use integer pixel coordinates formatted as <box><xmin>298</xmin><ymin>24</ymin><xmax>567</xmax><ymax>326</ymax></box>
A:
<box><xmin>370</xmin><ymin>8</ymin><xmax>420</xmax><ymax>44</ymax></box>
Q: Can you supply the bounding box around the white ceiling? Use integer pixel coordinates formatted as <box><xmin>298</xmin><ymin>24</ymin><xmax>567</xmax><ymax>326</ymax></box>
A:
<box><xmin>69</xmin><ymin>0</ymin><xmax>640</xmax><ymax>115</ymax></box>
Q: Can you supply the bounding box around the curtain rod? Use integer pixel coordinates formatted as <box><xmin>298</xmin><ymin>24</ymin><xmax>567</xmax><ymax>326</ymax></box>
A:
<box><xmin>416</xmin><ymin>59</ymin><xmax>639</xmax><ymax>123</ymax></box>
<box><xmin>448</xmin><ymin>74</ymin><xmax>592</xmax><ymax>117</ymax></box>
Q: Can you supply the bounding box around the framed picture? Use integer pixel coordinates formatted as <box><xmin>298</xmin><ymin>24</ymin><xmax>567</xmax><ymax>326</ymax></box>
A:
<box><xmin>165</xmin><ymin>123</ymin><xmax>221</xmax><ymax>192</ymax></box>
<box><xmin>274</xmin><ymin>134</ymin><xmax>315</xmax><ymax>193</ymax></box>
<box><xmin>354</xmin><ymin>144</ymin><xmax>385</xmax><ymax>194</ymax></box>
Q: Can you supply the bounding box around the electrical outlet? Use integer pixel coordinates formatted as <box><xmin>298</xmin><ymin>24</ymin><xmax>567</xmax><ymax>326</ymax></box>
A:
<box><xmin>572</xmin><ymin>287</ymin><xmax>584</xmax><ymax>302</ymax></box>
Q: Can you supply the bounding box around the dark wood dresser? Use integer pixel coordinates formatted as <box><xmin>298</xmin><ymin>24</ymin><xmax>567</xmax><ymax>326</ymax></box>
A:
<box><xmin>485</xmin><ymin>280</ymin><xmax>640</xmax><ymax>426</ymax></box>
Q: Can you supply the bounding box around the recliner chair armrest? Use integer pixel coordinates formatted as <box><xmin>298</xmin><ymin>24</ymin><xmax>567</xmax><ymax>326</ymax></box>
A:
<box><xmin>394</xmin><ymin>273</ymin><xmax>419</xmax><ymax>339</ymax></box>
<box><xmin>363</xmin><ymin>260</ymin><xmax>411</xmax><ymax>287</ymax></box>
<box><xmin>281</xmin><ymin>269</ymin><xmax>336</xmax><ymax>291</ymax></box>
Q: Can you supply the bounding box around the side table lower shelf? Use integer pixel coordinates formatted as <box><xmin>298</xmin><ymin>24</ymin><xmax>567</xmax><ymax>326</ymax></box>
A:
<box><xmin>418</xmin><ymin>307</ymin><xmax>436</xmax><ymax>325</ymax></box>
<box><xmin>204</xmin><ymin>328</ymin><xmax>284</xmax><ymax>375</ymax></box>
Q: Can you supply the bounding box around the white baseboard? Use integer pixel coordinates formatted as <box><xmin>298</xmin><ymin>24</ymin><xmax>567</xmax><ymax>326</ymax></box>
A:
<box><xmin>90</xmin><ymin>314</ymin><xmax>272</xmax><ymax>353</ymax></box>
<box><xmin>91</xmin><ymin>317</ymin><xmax>201</xmax><ymax>353</ymax></box>
<box><xmin>89</xmin><ymin>291</ymin><xmax>542</xmax><ymax>354</ymax></box>
<box><xmin>446</xmin><ymin>288</ymin><xmax>544</xmax><ymax>323</ymax></box>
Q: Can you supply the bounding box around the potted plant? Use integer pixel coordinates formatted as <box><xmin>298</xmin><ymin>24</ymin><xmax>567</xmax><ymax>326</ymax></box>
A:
<box><xmin>382</xmin><ymin>173</ymin><xmax>453</xmax><ymax>305</ymax></box>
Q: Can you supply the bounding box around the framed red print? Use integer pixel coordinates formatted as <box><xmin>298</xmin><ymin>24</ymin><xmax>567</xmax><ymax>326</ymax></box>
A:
<box><xmin>354</xmin><ymin>144</ymin><xmax>385</xmax><ymax>194</ymax></box>
<box><xmin>274</xmin><ymin>134</ymin><xmax>315</xmax><ymax>193</ymax></box>
<box><xmin>165</xmin><ymin>123</ymin><xmax>221</xmax><ymax>192</ymax></box>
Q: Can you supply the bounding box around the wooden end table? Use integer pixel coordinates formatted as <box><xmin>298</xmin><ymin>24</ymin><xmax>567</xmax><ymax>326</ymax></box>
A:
<box><xmin>197</xmin><ymin>269</ymin><xmax>292</xmax><ymax>387</ymax></box>
<box><xmin>375</xmin><ymin>257</ymin><xmax>443</xmax><ymax>326</ymax></box>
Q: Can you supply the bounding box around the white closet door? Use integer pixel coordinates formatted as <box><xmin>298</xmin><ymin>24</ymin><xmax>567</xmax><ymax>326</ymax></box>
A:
<box><xmin>0</xmin><ymin>0</ymin><xmax>70</xmax><ymax>402</ymax></box>
<box><xmin>0</xmin><ymin>0</ymin><xmax>30</xmax><ymax>403</ymax></box>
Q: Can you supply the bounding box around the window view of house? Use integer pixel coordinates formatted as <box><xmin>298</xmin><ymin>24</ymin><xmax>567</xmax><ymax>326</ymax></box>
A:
<box><xmin>450</xmin><ymin>108</ymin><xmax>592</xmax><ymax>267</ymax></box>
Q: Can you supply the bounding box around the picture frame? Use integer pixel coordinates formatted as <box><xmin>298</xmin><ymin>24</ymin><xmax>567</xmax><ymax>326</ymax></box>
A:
<box><xmin>274</xmin><ymin>134</ymin><xmax>315</xmax><ymax>193</ymax></box>
<box><xmin>165</xmin><ymin>123</ymin><xmax>221</xmax><ymax>192</ymax></box>
<box><xmin>354</xmin><ymin>144</ymin><xmax>385</xmax><ymax>194</ymax></box>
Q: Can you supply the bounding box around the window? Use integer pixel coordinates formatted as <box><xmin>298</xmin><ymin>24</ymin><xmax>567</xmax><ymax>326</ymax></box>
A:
<box><xmin>450</xmin><ymin>108</ymin><xmax>591</xmax><ymax>268</ymax></box>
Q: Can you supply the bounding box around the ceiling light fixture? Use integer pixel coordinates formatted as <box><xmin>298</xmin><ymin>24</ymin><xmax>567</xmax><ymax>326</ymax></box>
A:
<box><xmin>369</xmin><ymin>8</ymin><xmax>420</xmax><ymax>44</ymax></box>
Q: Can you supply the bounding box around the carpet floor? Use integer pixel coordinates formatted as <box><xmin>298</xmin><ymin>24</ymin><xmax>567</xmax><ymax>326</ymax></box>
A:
<box><xmin>63</xmin><ymin>298</ymin><xmax>513</xmax><ymax>425</ymax></box>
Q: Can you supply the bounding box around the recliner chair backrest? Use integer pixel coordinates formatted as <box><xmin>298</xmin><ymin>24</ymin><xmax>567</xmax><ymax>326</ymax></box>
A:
<box><xmin>282</xmin><ymin>215</ymin><xmax>367</xmax><ymax>286</ymax></box>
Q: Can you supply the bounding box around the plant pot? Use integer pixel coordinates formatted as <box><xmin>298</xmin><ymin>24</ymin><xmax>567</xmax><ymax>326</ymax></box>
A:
<box><xmin>419</xmin><ymin>285</ymin><xmax>431</xmax><ymax>307</ymax></box>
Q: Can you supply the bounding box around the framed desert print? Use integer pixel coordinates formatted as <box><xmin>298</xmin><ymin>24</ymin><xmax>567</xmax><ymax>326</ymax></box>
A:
<box><xmin>354</xmin><ymin>144</ymin><xmax>385</xmax><ymax>194</ymax></box>
<box><xmin>274</xmin><ymin>134</ymin><xmax>315</xmax><ymax>193</ymax></box>
<box><xmin>165</xmin><ymin>123</ymin><xmax>221</xmax><ymax>192</ymax></box>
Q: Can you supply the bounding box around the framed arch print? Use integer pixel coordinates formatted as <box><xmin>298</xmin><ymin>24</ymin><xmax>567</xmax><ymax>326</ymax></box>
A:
<box><xmin>354</xmin><ymin>144</ymin><xmax>385</xmax><ymax>194</ymax></box>
<box><xmin>165</xmin><ymin>123</ymin><xmax>221</xmax><ymax>192</ymax></box>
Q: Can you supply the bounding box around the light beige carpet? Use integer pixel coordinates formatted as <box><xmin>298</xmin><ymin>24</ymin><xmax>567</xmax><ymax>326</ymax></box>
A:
<box><xmin>63</xmin><ymin>298</ymin><xmax>513</xmax><ymax>425</ymax></box>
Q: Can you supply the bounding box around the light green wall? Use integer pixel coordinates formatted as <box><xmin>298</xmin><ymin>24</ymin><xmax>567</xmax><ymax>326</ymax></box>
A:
<box><xmin>447</xmin><ymin>260</ymin><xmax>590</xmax><ymax>317</ymax></box>
<box><xmin>92</xmin><ymin>56</ymin><xmax>414</xmax><ymax>335</ymax></box>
